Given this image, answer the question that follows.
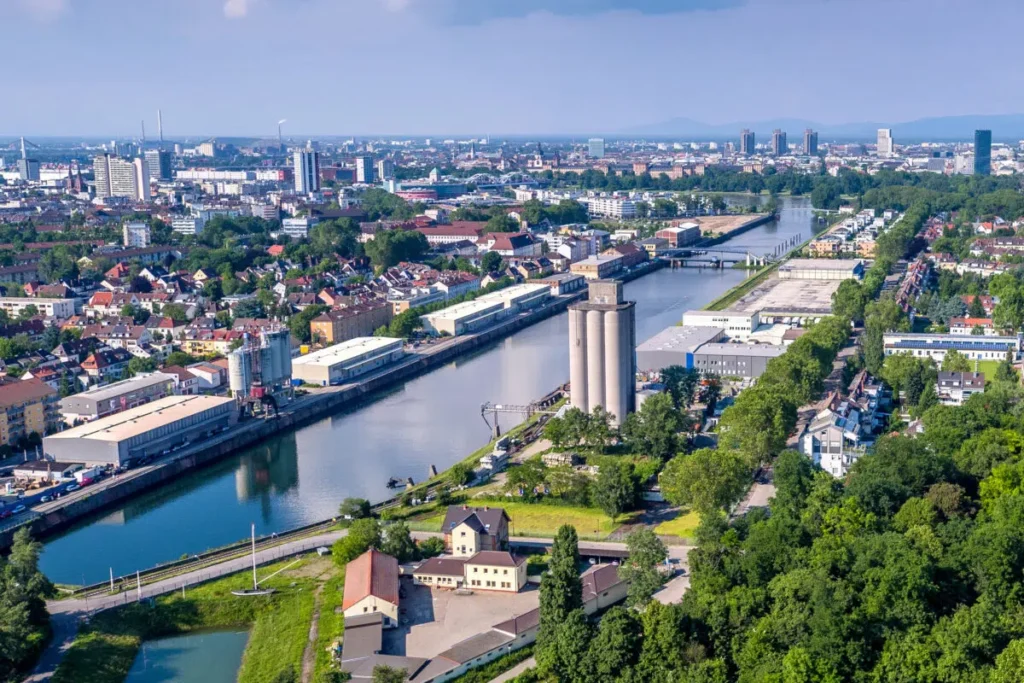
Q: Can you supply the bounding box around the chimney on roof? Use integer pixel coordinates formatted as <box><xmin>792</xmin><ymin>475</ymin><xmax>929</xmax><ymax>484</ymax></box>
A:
<box><xmin>462</xmin><ymin>505</ymin><xmax>467</xmax><ymax>511</ymax></box>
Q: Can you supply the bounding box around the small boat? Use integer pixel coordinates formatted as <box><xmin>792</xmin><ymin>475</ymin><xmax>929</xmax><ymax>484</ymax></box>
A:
<box><xmin>386</xmin><ymin>477</ymin><xmax>401</xmax><ymax>489</ymax></box>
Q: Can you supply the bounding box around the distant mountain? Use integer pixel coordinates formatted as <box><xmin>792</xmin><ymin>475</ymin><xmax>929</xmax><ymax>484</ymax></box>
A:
<box><xmin>623</xmin><ymin>114</ymin><xmax>1024</xmax><ymax>142</ymax></box>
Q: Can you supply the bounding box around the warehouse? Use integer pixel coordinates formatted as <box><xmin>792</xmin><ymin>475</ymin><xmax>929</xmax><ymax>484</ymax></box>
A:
<box><xmin>690</xmin><ymin>342</ymin><xmax>786</xmax><ymax>379</ymax></box>
<box><xmin>777</xmin><ymin>258</ymin><xmax>864</xmax><ymax>281</ymax></box>
<box><xmin>42</xmin><ymin>395</ymin><xmax>237</xmax><ymax>467</ymax></box>
<box><xmin>495</xmin><ymin>283</ymin><xmax>550</xmax><ymax>312</ymax></box>
<box><xmin>682</xmin><ymin>310</ymin><xmax>761</xmax><ymax>340</ymax></box>
<box><xmin>291</xmin><ymin>337</ymin><xmax>405</xmax><ymax>386</ymax></box>
<box><xmin>421</xmin><ymin>298</ymin><xmax>505</xmax><ymax>336</ymax></box>
<box><xmin>59</xmin><ymin>372</ymin><xmax>175</xmax><ymax>424</ymax></box>
<box><xmin>636</xmin><ymin>326</ymin><xmax>725</xmax><ymax>372</ymax></box>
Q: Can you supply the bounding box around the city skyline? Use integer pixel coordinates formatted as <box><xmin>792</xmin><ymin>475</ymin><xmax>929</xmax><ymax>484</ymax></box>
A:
<box><xmin>4</xmin><ymin>0</ymin><xmax>1024</xmax><ymax>136</ymax></box>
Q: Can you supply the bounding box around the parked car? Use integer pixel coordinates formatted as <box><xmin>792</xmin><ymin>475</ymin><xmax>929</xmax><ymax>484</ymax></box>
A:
<box><xmin>66</xmin><ymin>484</ymin><xmax>80</xmax><ymax>492</ymax></box>
<box><xmin>12</xmin><ymin>505</ymin><xmax>25</xmax><ymax>514</ymax></box>
<box><xmin>40</xmin><ymin>496</ymin><xmax>51</xmax><ymax>503</ymax></box>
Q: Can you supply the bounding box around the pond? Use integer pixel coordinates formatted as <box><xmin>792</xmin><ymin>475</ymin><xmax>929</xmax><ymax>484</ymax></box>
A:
<box><xmin>124</xmin><ymin>629</ymin><xmax>249</xmax><ymax>683</ymax></box>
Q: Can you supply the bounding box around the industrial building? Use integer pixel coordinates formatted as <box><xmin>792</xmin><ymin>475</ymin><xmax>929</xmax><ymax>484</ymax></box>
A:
<box><xmin>420</xmin><ymin>284</ymin><xmax>550</xmax><ymax>337</ymax></box>
<box><xmin>59</xmin><ymin>372</ymin><xmax>175</xmax><ymax>424</ymax></box>
<box><xmin>42</xmin><ymin>395</ymin><xmax>237</xmax><ymax>467</ymax></box>
<box><xmin>568</xmin><ymin>281</ymin><xmax>636</xmax><ymax>426</ymax></box>
<box><xmin>227</xmin><ymin>329</ymin><xmax>293</xmax><ymax>402</ymax></box>
<box><xmin>777</xmin><ymin>258</ymin><xmax>865</xmax><ymax>281</ymax></box>
<box><xmin>689</xmin><ymin>343</ymin><xmax>785</xmax><ymax>379</ymax></box>
<box><xmin>291</xmin><ymin>337</ymin><xmax>405</xmax><ymax>386</ymax></box>
<box><xmin>655</xmin><ymin>224</ymin><xmax>701</xmax><ymax>248</ymax></box>
<box><xmin>682</xmin><ymin>310</ymin><xmax>760</xmax><ymax>340</ymax></box>
<box><xmin>636</xmin><ymin>326</ymin><xmax>726</xmax><ymax>372</ymax></box>
<box><xmin>883</xmin><ymin>332</ymin><xmax>1019</xmax><ymax>363</ymax></box>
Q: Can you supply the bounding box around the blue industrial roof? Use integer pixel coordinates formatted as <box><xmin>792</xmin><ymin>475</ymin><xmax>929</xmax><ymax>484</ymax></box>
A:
<box><xmin>888</xmin><ymin>340</ymin><xmax>1015</xmax><ymax>352</ymax></box>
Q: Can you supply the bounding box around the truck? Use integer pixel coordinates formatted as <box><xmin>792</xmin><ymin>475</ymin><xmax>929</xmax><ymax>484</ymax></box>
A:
<box><xmin>74</xmin><ymin>466</ymin><xmax>104</xmax><ymax>484</ymax></box>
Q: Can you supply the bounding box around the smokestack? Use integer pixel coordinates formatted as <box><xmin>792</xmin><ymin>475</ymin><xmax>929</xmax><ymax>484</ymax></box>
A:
<box><xmin>157</xmin><ymin>109</ymin><xmax>164</xmax><ymax>145</ymax></box>
<box><xmin>141</xmin><ymin>120</ymin><xmax>146</xmax><ymax>149</ymax></box>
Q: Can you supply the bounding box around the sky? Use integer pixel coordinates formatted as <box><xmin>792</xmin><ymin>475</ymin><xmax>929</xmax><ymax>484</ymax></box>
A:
<box><xmin>3</xmin><ymin>0</ymin><xmax>1023</xmax><ymax>137</ymax></box>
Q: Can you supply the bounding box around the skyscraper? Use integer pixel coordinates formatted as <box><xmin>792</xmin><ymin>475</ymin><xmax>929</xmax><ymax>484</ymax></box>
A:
<box><xmin>974</xmin><ymin>129</ymin><xmax>992</xmax><ymax>176</ymax></box>
<box><xmin>93</xmin><ymin>154</ymin><xmax>148</xmax><ymax>201</ymax></box>
<box><xmin>771</xmin><ymin>129</ymin><xmax>787</xmax><ymax>156</ymax></box>
<box><xmin>588</xmin><ymin>138</ymin><xmax>606</xmax><ymax>159</ymax></box>
<box><xmin>376</xmin><ymin>159</ymin><xmax>395</xmax><ymax>181</ymax></box>
<box><xmin>16</xmin><ymin>158</ymin><xmax>40</xmax><ymax>182</ymax></box>
<box><xmin>803</xmin><ymin>129</ymin><xmax>818</xmax><ymax>156</ymax></box>
<box><xmin>293</xmin><ymin>147</ymin><xmax>321</xmax><ymax>194</ymax></box>
<box><xmin>877</xmin><ymin>129</ymin><xmax>894</xmax><ymax>157</ymax></box>
<box><xmin>568</xmin><ymin>280</ymin><xmax>637</xmax><ymax>427</ymax></box>
<box><xmin>355</xmin><ymin>156</ymin><xmax>374</xmax><ymax>184</ymax></box>
<box><xmin>740</xmin><ymin>129</ymin><xmax>755</xmax><ymax>155</ymax></box>
<box><xmin>144</xmin><ymin>149</ymin><xmax>172</xmax><ymax>182</ymax></box>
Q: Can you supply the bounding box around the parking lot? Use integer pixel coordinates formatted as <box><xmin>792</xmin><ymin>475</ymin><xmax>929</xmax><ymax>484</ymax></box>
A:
<box><xmin>384</xmin><ymin>577</ymin><xmax>541</xmax><ymax>658</ymax></box>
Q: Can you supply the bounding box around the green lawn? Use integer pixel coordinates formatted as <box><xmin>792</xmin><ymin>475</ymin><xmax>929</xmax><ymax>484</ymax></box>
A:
<box><xmin>654</xmin><ymin>509</ymin><xmax>701</xmax><ymax>540</ymax></box>
<box><xmin>312</xmin><ymin>572</ymin><xmax>346</xmax><ymax>683</ymax></box>
<box><xmin>973</xmin><ymin>360</ymin><xmax>1002</xmax><ymax>379</ymax></box>
<box><xmin>408</xmin><ymin>501</ymin><xmax>634</xmax><ymax>540</ymax></box>
<box><xmin>53</xmin><ymin>557</ymin><xmax>331</xmax><ymax>683</ymax></box>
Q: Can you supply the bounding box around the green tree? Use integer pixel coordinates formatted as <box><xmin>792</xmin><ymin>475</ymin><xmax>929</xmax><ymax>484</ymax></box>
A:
<box><xmin>941</xmin><ymin>349</ymin><xmax>972</xmax><ymax>372</ymax></box>
<box><xmin>660</xmin><ymin>448</ymin><xmax>750</xmax><ymax>514</ymax></box>
<box><xmin>162</xmin><ymin>303</ymin><xmax>189</xmax><ymax>323</ymax></box>
<box><xmin>485</xmin><ymin>214</ymin><xmax>519</xmax><ymax>233</ymax></box>
<box><xmin>331</xmin><ymin>518</ymin><xmax>381</xmax><ymax>567</ymax></box>
<box><xmin>589</xmin><ymin>607</ymin><xmax>641</xmax><ymax>680</ymax></box>
<box><xmin>619</xmin><ymin>528</ymin><xmax>668</xmax><ymax>606</ymax></box>
<box><xmin>660</xmin><ymin>365</ymin><xmax>701</xmax><ymax>409</ymax></box>
<box><xmin>338</xmin><ymin>497</ymin><xmax>371</xmax><ymax>520</ymax></box>
<box><xmin>505</xmin><ymin>459</ymin><xmax>547</xmax><ymax>500</ymax></box>
<box><xmin>288</xmin><ymin>304</ymin><xmax>328</xmax><ymax>343</ymax></box>
<box><xmin>371</xmin><ymin>665</ymin><xmax>406</xmax><ymax>683</ymax></box>
<box><xmin>379</xmin><ymin>522</ymin><xmax>418</xmax><ymax>563</ymax></box>
<box><xmin>480</xmin><ymin>250</ymin><xmax>502</xmax><ymax>273</ymax></box>
<box><xmin>832</xmin><ymin>279</ymin><xmax>869</xmax><ymax>321</ymax></box>
<box><xmin>364</xmin><ymin>229</ymin><xmax>429</xmax><ymax>269</ymax></box>
<box><xmin>592</xmin><ymin>461</ymin><xmax>637</xmax><ymax>520</ymax></box>
<box><xmin>447</xmin><ymin>462</ymin><xmax>473</xmax><ymax>487</ymax></box>
<box><xmin>126</xmin><ymin>357</ymin><xmax>157</xmax><ymax>377</ymax></box>
<box><xmin>991</xmin><ymin>639</ymin><xmax>1024</xmax><ymax>683</ymax></box>
<box><xmin>417</xmin><ymin>536</ymin><xmax>445</xmax><ymax>558</ymax></box>
<box><xmin>968</xmin><ymin>295</ymin><xmax>987</xmax><ymax>318</ymax></box>
<box><xmin>621</xmin><ymin>392</ymin><xmax>685</xmax><ymax>460</ymax></box>
<box><xmin>538</xmin><ymin>524</ymin><xmax>583</xmax><ymax>674</ymax></box>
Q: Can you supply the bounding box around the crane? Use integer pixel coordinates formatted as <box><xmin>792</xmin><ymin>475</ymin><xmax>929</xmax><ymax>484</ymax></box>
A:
<box><xmin>480</xmin><ymin>388</ymin><xmax>565</xmax><ymax>438</ymax></box>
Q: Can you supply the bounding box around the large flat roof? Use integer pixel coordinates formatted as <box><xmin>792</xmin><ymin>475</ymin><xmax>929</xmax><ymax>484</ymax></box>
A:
<box><xmin>422</xmin><ymin>297</ymin><xmax>504</xmax><ymax>322</ymax></box>
<box><xmin>696</xmin><ymin>342</ymin><xmax>787</xmax><ymax>358</ymax></box>
<box><xmin>638</xmin><ymin>325</ymin><xmax>724</xmax><ymax>354</ymax></box>
<box><xmin>292</xmin><ymin>337</ymin><xmax>403</xmax><ymax>368</ymax></box>
<box><xmin>779</xmin><ymin>258</ymin><xmax>864</xmax><ymax>271</ymax></box>
<box><xmin>45</xmin><ymin>395</ymin><xmax>234</xmax><ymax>444</ymax></box>
<box><xmin>68</xmin><ymin>373</ymin><xmax>174</xmax><ymax>402</ymax></box>
<box><xmin>728</xmin><ymin>278</ymin><xmax>840</xmax><ymax>316</ymax></box>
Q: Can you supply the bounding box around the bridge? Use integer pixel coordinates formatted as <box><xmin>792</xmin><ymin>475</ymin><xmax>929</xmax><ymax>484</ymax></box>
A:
<box><xmin>660</xmin><ymin>233</ymin><xmax>806</xmax><ymax>269</ymax></box>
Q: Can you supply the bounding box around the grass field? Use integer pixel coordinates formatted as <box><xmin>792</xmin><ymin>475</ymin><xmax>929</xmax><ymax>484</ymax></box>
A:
<box><xmin>53</xmin><ymin>557</ymin><xmax>334</xmax><ymax>683</ymax></box>
<box><xmin>973</xmin><ymin>360</ymin><xmax>1002</xmax><ymax>378</ymax></box>
<box><xmin>312</xmin><ymin>572</ymin><xmax>345</xmax><ymax>683</ymax></box>
<box><xmin>654</xmin><ymin>510</ymin><xmax>701</xmax><ymax>540</ymax></box>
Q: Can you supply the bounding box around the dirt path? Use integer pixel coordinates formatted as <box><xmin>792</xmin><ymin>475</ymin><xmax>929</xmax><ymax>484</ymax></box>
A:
<box><xmin>301</xmin><ymin>583</ymin><xmax>325</xmax><ymax>683</ymax></box>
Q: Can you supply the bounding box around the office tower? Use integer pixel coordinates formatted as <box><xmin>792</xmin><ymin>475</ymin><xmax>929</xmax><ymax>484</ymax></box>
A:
<box><xmin>16</xmin><ymin>158</ymin><xmax>40</xmax><ymax>182</ymax></box>
<box><xmin>293</xmin><ymin>147</ymin><xmax>321</xmax><ymax>193</ymax></box>
<box><xmin>144</xmin><ymin>149</ymin><xmax>171</xmax><ymax>182</ymax></box>
<box><xmin>376</xmin><ymin>159</ymin><xmax>395</xmax><ymax>181</ymax></box>
<box><xmin>740</xmin><ymin>129</ymin><xmax>755</xmax><ymax>155</ymax></box>
<box><xmin>771</xmin><ymin>129</ymin><xmax>787</xmax><ymax>156</ymax></box>
<box><xmin>123</xmin><ymin>221</ymin><xmax>151</xmax><ymax>248</ymax></box>
<box><xmin>355</xmin><ymin>156</ymin><xmax>374</xmax><ymax>184</ymax></box>
<box><xmin>803</xmin><ymin>129</ymin><xmax>818</xmax><ymax>156</ymax></box>
<box><xmin>974</xmin><ymin>129</ymin><xmax>992</xmax><ymax>176</ymax></box>
<box><xmin>877</xmin><ymin>128</ymin><xmax>894</xmax><ymax>157</ymax></box>
<box><xmin>588</xmin><ymin>138</ymin><xmax>606</xmax><ymax>159</ymax></box>
<box><xmin>93</xmin><ymin>154</ymin><xmax>148</xmax><ymax>200</ymax></box>
<box><xmin>568</xmin><ymin>280</ymin><xmax>637</xmax><ymax>427</ymax></box>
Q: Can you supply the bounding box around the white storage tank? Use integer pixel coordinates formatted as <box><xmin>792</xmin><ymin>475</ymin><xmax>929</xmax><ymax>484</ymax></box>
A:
<box><xmin>228</xmin><ymin>348</ymin><xmax>252</xmax><ymax>397</ymax></box>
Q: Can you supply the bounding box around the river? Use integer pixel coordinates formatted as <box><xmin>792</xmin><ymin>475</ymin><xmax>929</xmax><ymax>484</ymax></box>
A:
<box><xmin>40</xmin><ymin>197</ymin><xmax>816</xmax><ymax>584</ymax></box>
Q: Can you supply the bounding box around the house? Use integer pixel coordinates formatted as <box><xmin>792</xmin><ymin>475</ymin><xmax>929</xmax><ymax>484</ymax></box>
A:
<box><xmin>949</xmin><ymin>317</ymin><xmax>998</xmax><ymax>336</ymax></box>
<box><xmin>342</xmin><ymin>549</ymin><xmax>400</xmax><ymax>628</ymax></box>
<box><xmin>413</xmin><ymin>551</ymin><xmax>527</xmax><ymax>593</ymax></box>
<box><xmin>161</xmin><ymin>365</ymin><xmax>200</xmax><ymax>395</ymax></box>
<box><xmin>937</xmin><ymin>371</ymin><xmax>985</xmax><ymax>406</ymax></box>
<box><xmin>476</xmin><ymin>233</ymin><xmax>541</xmax><ymax>258</ymax></box>
<box><xmin>602</xmin><ymin>243</ymin><xmax>648</xmax><ymax>269</ymax></box>
<box><xmin>442</xmin><ymin>506</ymin><xmax>511</xmax><ymax>557</ymax></box>
<box><xmin>80</xmin><ymin>348</ymin><xmax>133</xmax><ymax>383</ymax></box>
<box><xmin>186</xmin><ymin>362</ymin><xmax>226</xmax><ymax>391</ymax></box>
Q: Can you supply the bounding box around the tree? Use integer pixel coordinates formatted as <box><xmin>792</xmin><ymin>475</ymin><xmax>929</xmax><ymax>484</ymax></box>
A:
<box><xmin>371</xmin><ymin>665</ymin><xmax>406</xmax><ymax>683</ymax></box>
<box><xmin>338</xmin><ymin>497</ymin><xmax>371</xmax><ymax>520</ymax></box>
<box><xmin>364</xmin><ymin>229</ymin><xmax>429</xmax><ymax>269</ymax></box>
<box><xmin>941</xmin><ymin>349</ymin><xmax>971</xmax><ymax>372</ymax></box>
<box><xmin>379</xmin><ymin>522</ymin><xmax>418</xmax><ymax>562</ymax></box>
<box><xmin>164</xmin><ymin>351</ymin><xmax>197</xmax><ymax>368</ymax></box>
<box><xmin>589</xmin><ymin>607</ymin><xmax>641</xmax><ymax>679</ymax></box>
<box><xmin>126</xmin><ymin>357</ymin><xmax>157</xmax><ymax>377</ymax></box>
<box><xmin>447</xmin><ymin>462</ymin><xmax>473</xmax><ymax>487</ymax></box>
<box><xmin>232</xmin><ymin>298</ymin><xmax>266</xmax><ymax>320</ymax></box>
<box><xmin>480</xmin><ymin>250</ymin><xmax>502</xmax><ymax>273</ymax></box>
<box><xmin>505</xmin><ymin>459</ymin><xmax>546</xmax><ymax>500</ymax></box>
<box><xmin>621</xmin><ymin>392</ymin><xmax>685</xmax><ymax>460</ymax></box>
<box><xmin>995</xmin><ymin>351</ymin><xmax>1018</xmax><ymax>383</ymax></box>
<box><xmin>331</xmin><ymin>518</ymin><xmax>380</xmax><ymax>566</ymax></box>
<box><xmin>968</xmin><ymin>295</ymin><xmax>987</xmax><ymax>318</ymax></box>
<box><xmin>660</xmin><ymin>365</ymin><xmax>701</xmax><ymax>409</ymax></box>
<box><xmin>660</xmin><ymin>448</ymin><xmax>750</xmax><ymax>514</ymax></box>
<box><xmin>485</xmin><ymin>214</ymin><xmax>518</xmax><ymax>233</ymax></box>
<box><xmin>288</xmin><ymin>304</ymin><xmax>328</xmax><ymax>344</ymax></box>
<box><xmin>538</xmin><ymin>524</ymin><xmax>583</xmax><ymax>674</ymax></box>
<box><xmin>417</xmin><ymin>536</ymin><xmax>445</xmax><ymax>558</ymax></box>
<box><xmin>162</xmin><ymin>303</ymin><xmax>189</xmax><ymax>323</ymax></box>
<box><xmin>832</xmin><ymin>279</ymin><xmax>869</xmax><ymax>322</ymax></box>
<box><xmin>619</xmin><ymin>528</ymin><xmax>668</xmax><ymax>606</ymax></box>
<box><xmin>551</xmin><ymin>609</ymin><xmax>593</xmax><ymax>683</ymax></box>
<box><xmin>592</xmin><ymin>461</ymin><xmax>637</xmax><ymax>520</ymax></box>
<box><xmin>16</xmin><ymin>304</ymin><xmax>38</xmax><ymax>321</ymax></box>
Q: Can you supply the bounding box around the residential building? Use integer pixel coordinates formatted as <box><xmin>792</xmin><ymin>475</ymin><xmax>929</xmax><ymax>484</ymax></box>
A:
<box><xmin>580</xmin><ymin>196</ymin><xmax>636</xmax><ymax>219</ymax></box>
<box><xmin>310</xmin><ymin>302</ymin><xmax>393</xmax><ymax>345</ymax></box>
<box><xmin>0</xmin><ymin>379</ymin><xmax>59</xmax><ymax>447</ymax></box>
<box><xmin>937</xmin><ymin>371</ymin><xmax>985</xmax><ymax>406</ymax></box>
<box><xmin>281</xmin><ymin>217</ymin><xmax>314</xmax><ymax>239</ymax></box>
<box><xmin>740</xmin><ymin>129</ymin><xmax>755</xmax><ymax>155</ymax></box>
<box><xmin>0</xmin><ymin>297</ymin><xmax>76</xmax><ymax>319</ymax></box>
<box><xmin>293</xmin><ymin>147</ymin><xmax>321</xmax><ymax>194</ymax></box>
<box><xmin>80</xmin><ymin>348</ymin><xmax>133</xmax><ymax>383</ymax></box>
<box><xmin>771</xmin><ymin>129</ymin><xmax>787</xmax><ymax>156</ymax></box>
<box><xmin>442</xmin><ymin>505</ymin><xmax>510</xmax><ymax>556</ymax></box>
<box><xmin>355</xmin><ymin>156</ymin><xmax>374</xmax><ymax>184</ymax></box>
<box><xmin>160</xmin><ymin>365</ymin><xmax>201</xmax><ymax>395</ymax></box>
<box><xmin>883</xmin><ymin>332</ymin><xmax>1019</xmax><ymax>362</ymax></box>
<box><xmin>803</xmin><ymin>128</ymin><xmax>818</xmax><ymax>155</ymax></box>
<box><xmin>974</xmin><ymin>129</ymin><xmax>992</xmax><ymax>176</ymax></box>
<box><xmin>949</xmin><ymin>317</ymin><xmax>997</xmax><ymax>336</ymax></box>
<box><xmin>568</xmin><ymin>280</ymin><xmax>636</xmax><ymax>426</ymax></box>
<box><xmin>477</xmin><ymin>232</ymin><xmax>541</xmax><ymax>257</ymax></box>
<box><xmin>171</xmin><ymin>216</ymin><xmax>205</xmax><ymax>235</ymax></box>
<box><xmin>877</xmin><ymin>128</ymin><xmax>894</xmax><ymax>157</ymax></box>
<box><xmin>570</xmin><ymin>253</ymin><xmax>624</xmax><ymax>280</ymax></box>
<box><xmin>341</xmin><ymin>549</ymin><xmax>399</xmax><ymax>628</ymax></box>
<box><xmin>587</xmin><ymin>138</ymin><xmax>605</xmax><ymax>158</ymax></box>
<box><xmin>123</xmin><ymin>221</ymin><xmax>151</xmax><ymax>248</ymax></box>
<box><xmin>376</xmin><ymin>159</ymin><xmax>394</xmax><ymax>181</ymax></box>
<box><xmin>93</xmin><ymin>154</ymin><xmax>149</xmax><ymax>201</ymax></box>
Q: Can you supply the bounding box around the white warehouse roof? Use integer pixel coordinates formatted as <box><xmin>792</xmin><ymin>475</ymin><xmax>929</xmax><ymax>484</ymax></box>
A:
<box><xmin>292</xmin><ymin>337</ymin><xmax>404</xmax><ymax>367</ymax></box>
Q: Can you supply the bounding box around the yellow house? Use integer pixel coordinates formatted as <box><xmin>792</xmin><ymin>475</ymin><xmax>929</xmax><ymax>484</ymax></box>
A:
<box><xmin>342</xmin><ymin>549</ymin><xmax>400</xmax><ymax>628</ymax></box>
<box><xmin>443</xmin><ymin>506</ymin><xmax>511</xmax><ymax>557</ymax></box>
<box><xmin>414</xmin><ymin>550</ymin><xmax>527</xmax><ymax>594</ymax></box>
<box><xmin>0</xmin><ymin>379</ymin><xmax>59</xmax><ymax>447</ymax></box>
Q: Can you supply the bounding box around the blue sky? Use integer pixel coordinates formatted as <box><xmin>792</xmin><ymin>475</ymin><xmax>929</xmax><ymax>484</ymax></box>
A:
<box><xmin>2</xmin><ymin>0</ymin><xmax>1020</xmax><ymax>137</ymax></box>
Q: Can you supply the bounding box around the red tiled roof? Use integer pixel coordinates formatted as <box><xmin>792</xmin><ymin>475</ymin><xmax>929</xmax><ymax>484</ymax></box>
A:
<box><xmin>342</xmin><ymin>549</ymin><xmax>400</xmax><ymax>610</ymax></box>
<box><xmin>0</xmin><ymin>378</ymin><xmax>56</xmax><ymax>409</ymax></box>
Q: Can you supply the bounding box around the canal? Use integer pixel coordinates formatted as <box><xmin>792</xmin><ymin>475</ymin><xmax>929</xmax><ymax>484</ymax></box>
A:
<box><xmin>40</xmin><ymin>197</ymin><xmax>816</xmax><ymax>584</ymax></box>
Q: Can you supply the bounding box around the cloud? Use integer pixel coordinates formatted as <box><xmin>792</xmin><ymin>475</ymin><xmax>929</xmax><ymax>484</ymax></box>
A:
<box><xmin>381</xmin><ymin>0</ymin><xmax>744</xmax><ymax>24</ymax></box>
<box><xmin>223</xmin><ymin>0</ymin><xmax>252</xmax><ymax>18</ymax></box>
<box><xmin>19</xmin><ymin>0</ymin><xmax>69</xmax><ymax>21</ymax></box>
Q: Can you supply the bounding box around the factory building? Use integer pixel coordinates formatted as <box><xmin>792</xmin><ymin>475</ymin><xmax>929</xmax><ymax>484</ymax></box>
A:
<box><xmin>883</xmin><ymin>332</ymin><xmax>1019</xmax><ymax>363</ymax></box>
<box><xmin>227</xmin><ymin>329</ymin><xmax>293</xmax><ymax>399</ymax></box>
<box><xmin>681</xmin><ymin>310</ymin><xmax>760</xmax><ymax>341</ymax></box>
<box><xmin>59</xmin><ymin>372</ymin><xmax>175</xmax><ymax>424</ymax></box>
<box><xmin>42</xmin><ymin>395</ymin><xmax>237</xmax><ymax>467</ymax></box>
<box><xmin>291</xmin><ymin>337</ymin><xmax>405</xmax><ymax>386</ymax></box>
<box><xmin>637</xmin><ymin>325</ymin><xmax>784</xmax><ymax>379</ymax></box>
<box><xmin>568</xmin><ymin>281</ymin><xmax>636</xmax><ymax>426</ymax></box>
<box><xmin>689</xmin><ymin>343</ymin><xmax>785</xmax><ymax>378</ymax></box>
<box><xmin>777</xmin><ymin>258</ymin><xmax>864</xmax><ymax>281</ymax></box>
<box><xmin>420</xmin><ymin>284</ymin><xmax>550</xmax><ymax>337</ymax></box>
